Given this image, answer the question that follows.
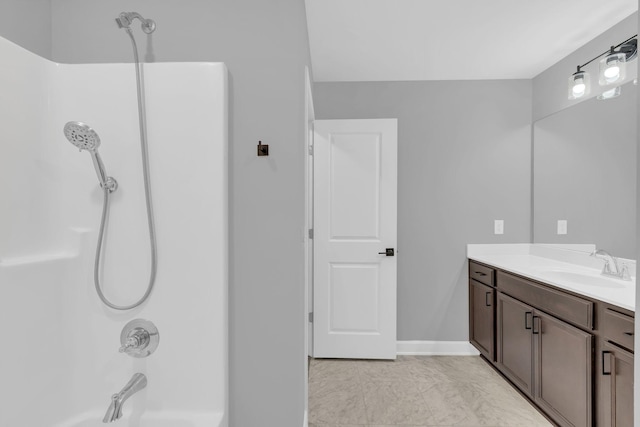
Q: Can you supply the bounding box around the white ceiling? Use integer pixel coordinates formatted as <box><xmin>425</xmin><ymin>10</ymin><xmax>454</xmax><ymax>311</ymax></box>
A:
<box><xmin>305</xmin><ymin>0</ymin><xmax>638</xmax><ymax>82</ymax></box>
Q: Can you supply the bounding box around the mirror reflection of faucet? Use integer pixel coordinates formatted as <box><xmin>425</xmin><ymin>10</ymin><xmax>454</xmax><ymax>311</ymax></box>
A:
<box><xmin>590</xmin><ymin>249</ymin><xmax>631</xmax><ymax>281</ymax></box>
<box><xmin>119</xmin><ymin>319</ymin><xmax>159</xmax><ymax>358</ymax></box>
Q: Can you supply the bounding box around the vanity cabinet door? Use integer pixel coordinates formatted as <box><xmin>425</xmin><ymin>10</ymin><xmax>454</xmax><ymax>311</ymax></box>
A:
<box><xmin>601</xmin><ymin>342</ymin><xmax>634</xmax><ymax>427</ymax></box>
<box><xmin>496</xmin><ymin>292</ymin><xmax>534</xmax><ymax>397</ymax></box>
<box><xmin>469</xmin><ymin>280</ymin><xmax>494</xmax><ymax>361</ymax></box>
<box><xmin>534</xmin><ymin>311</ymin><xmax>592</xmax><ymax>427</ymax></box>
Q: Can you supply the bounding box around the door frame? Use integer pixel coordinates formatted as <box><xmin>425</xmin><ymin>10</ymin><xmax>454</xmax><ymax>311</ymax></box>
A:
<box><xmin>302</xmin><ymin>66</ymin><xmax>314</xmax><ymax>426</ymax></box>
<box><xmin>303</xmin><ymin>66</ymin><xmax>315</xmax><ymax>358</ymax></box>
<box><xmin>304</xmin><ymin>67</ymin><xmax>315</xmax><ymax>357</ymax></box>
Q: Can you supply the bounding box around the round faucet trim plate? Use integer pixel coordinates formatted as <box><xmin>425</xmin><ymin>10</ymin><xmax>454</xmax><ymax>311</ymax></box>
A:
<box><xmin>120</xmin><ymin>318</ymin><xmax>159</xmax><ymax>358</ymax></box>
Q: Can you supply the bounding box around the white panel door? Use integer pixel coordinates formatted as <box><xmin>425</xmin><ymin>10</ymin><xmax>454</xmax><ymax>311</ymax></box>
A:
<box><xmin>313</xmin><ymin>119</ymin><xmax>397</xmax><ymax>359</ymax></box>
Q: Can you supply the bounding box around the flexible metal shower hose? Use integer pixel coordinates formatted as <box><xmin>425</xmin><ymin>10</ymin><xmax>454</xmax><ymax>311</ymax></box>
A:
<box><xmin>94</xmin><ymin>28</ymin><xmax>157</xmax><ymax>310</ymax></box>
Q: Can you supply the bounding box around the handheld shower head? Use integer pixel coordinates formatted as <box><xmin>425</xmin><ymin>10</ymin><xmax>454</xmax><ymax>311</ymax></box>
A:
<box><xmin>64</xmin><ymin>121</ymin><xmax>101</xmax><ymax>151</ymax></box>
<box><xmin>63</xmin><ymin>122</ymin><xmax>117</xmax><ymax>192</ymax></box>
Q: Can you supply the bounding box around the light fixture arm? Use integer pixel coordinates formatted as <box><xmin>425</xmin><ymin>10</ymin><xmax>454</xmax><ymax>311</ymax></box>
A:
<box><xmin>574</xmin><ymin>35</ymin><xmax>637</xmax><ymax>71</ymax></box>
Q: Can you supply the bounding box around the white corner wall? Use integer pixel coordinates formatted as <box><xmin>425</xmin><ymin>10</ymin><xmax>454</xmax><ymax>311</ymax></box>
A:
<box><xmin>0</xmin><ymin>36</ymin><xmax>228</xmax><ymax>427</ymax></box>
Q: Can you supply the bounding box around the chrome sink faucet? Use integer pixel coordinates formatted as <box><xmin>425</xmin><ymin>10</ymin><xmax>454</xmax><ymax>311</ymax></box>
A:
<box><xmin>590</xmin><ymin>249</ymin><xmax>631</xmax><ymax>281</ymax></box>
<box><xmin>103</xmin><ymin>373</ymin><xmax>147</xmax><ymax>423</ymax></box>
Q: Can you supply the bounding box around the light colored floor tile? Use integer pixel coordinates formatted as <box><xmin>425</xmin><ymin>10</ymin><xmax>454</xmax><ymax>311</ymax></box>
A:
<box><xmin>309</xmin><ymin>424</ymin><xmax>367</xmax><ymax>427</ymax></box>
<box><xmin>309</xmin><ymin>356</ymin><xmax>553</xmax><ymax>427</ymax></box>
<box><xmin>356</xmin><ymin>358</ymin><xmax>419</xmax><ymax>382</ymax></box>
<box><xmin>419</xmin><ymin>356</ymin><xmax>503</xmax><ymax>384</ymax></box>
<box><xmin>308</xmin><ymin>379</ymin><xmax>368</xmax><ymax>425</ymax></box>
<box><xmin>362</xmin><ymin>381</ymin><xmax>434</xmax><ymax>425</ymax></box>
<box><xmin>310</xmin><ymin>359</ymin><xmax>363</xmax><ymax>383</ymax></box>
<box><xmin>419</xmin><ymin>379</ymin><xmax>482</xmax><ymax>426</ymax></box>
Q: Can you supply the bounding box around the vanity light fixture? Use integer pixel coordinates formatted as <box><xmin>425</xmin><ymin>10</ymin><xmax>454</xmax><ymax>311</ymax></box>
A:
<box><xmin>568</xmin><ymin>36</ymin><xmax>637</xmax><ymax>101</ymax></box>
<box><xmin>568</xmin><ymin>66</ymin><xmax>590</xmax><ymax>100</ymax></box>
<box><xmin>599</xmin><ymin>48</ymin><xmax>626</xmax><ymax>86</ymax></box>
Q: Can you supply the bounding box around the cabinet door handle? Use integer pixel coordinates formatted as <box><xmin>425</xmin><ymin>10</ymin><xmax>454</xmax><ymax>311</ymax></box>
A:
<box><xmin>485</xmin><ymin>291</ymin><xmax>492</xmax><ymax>307</ymax></box>
<box><xmin>602</xmin><ymin>351</ymin><xmax>612</xmax><ymax>376</ymax></box>
<box><xmin>475</xmin><ymin>271</ymin><xmax>487</xmax><ymax>276</ymax></box>
<box><xmin>532</xmin><ymin>316</ymin><xmax>540</xmax><ymax>334</ymax></box>
<box><xmin>624</xmin><ymin>332</ymin><xmax>634</xmax><ymax>336</ymax></box>
<box><xmin>524</xmin><ymin>312</ymin><xmax>533</xmax><ymax>330</ymax></box>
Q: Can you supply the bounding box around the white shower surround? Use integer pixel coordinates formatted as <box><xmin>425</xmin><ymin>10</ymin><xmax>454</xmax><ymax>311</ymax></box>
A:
<box><xmin>0</xmin><ymin>36</ymin><xmax>228</xmax><ymax>427</ymax></box>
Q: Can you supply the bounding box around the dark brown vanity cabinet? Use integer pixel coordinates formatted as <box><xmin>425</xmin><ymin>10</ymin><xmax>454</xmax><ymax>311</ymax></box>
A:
<box><xmin>496</xmin><ymin>292</ymin><xmax>593</xmax><ymax>427</ymax></box>
<box><xmin>600</xmin><ymin>342</ymin><xmax>634</xmax><ymax>427</ymax></box>
<box><xmin>496</xmin><ymin>292</ymin><xmax>534</xmax><ymax>395</ymax></box>
<box><xmin>534</xmin><ymin>310</ymin><xmax>593</xmax><ymax>427</ymax></box>
<box><xmin>469</xmin><ymin>261</ymin><xmax>495</xmax><ymax>361</ymax></box>
<box><xmin>598</xmin><ymin>307</ymin><xmax>635</xmax><ymax>427</ymax></box>
<box><xmin>469</xmin><ymin>261</ymin><xmax>635</xmax><ymax>426</ymax></box>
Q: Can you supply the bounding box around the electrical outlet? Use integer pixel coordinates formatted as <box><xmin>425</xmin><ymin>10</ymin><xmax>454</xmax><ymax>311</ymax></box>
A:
<box><xmin>557</xmin><ymin>220</ymin><xmax>568</xmax><ymax>235</ymax></box>
<box><xmin>494</xmin><ymin>220</ymin><xmax>504</xmax><ymax>235</ymax></box>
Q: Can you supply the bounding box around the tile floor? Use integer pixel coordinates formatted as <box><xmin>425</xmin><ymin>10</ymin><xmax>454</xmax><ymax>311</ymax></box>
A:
<box><xmin>308</xmin><ymin>356</ymin><xmax>553</xmax><ymax>427</ymax></box>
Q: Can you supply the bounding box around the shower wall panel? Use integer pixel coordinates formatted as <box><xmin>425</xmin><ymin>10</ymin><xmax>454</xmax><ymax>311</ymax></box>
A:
<box><xmin>0</xmin><ymin>35</ymin><xmax>228</xmax><ymax>426</ymax></box>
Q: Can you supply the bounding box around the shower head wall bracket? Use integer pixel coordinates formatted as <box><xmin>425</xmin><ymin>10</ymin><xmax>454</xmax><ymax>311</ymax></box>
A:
<box><xmin>103</xmin><ymin>177</ymin><xmax>118</xmax><ymax>193</ymax></box>
<box><xmin>116</xmin><ymin>12</ymin><xmax>156</xmax><ymax>34</ymax></box>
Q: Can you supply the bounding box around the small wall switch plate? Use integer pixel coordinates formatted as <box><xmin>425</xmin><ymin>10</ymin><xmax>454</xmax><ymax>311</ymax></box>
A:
<box><xmin>494</xmin><ymin>220</ymin><xmax>504</xmax><ymax>235</ymax></box>
<box><xmin>557</xmin><ymin>220</ymin><xmax>568</xmax><ymax>235</ymax></box>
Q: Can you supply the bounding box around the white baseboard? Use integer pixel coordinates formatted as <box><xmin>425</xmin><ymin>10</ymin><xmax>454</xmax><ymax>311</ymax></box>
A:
<box><xmin>302</xmin><ymin>409</ymin><xmax>307</xmax><ymax>427</ymax></box>
<box><xmin>397</xmin><ymin>340</ymin><xmax>480</xmax><ymax>356</ymax></box>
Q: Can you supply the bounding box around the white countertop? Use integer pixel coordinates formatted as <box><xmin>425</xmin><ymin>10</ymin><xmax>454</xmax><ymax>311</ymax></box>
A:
<box><xmin>467</xmin><ymin>244</ymin><xmax>636</xmax><ymax>312</ymax></box>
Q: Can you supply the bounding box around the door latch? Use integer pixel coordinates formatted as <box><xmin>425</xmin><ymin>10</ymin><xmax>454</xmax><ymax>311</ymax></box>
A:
<box><xmin>378</xmin><ymin>248</ymin><xmax>395</xmax><ymax>256</ymax></box>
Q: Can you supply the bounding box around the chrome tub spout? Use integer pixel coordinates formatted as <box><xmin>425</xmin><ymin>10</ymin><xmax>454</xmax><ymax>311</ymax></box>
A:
<box><xmin>103</xmin><ymin>373</ymin><xmax>147</xmax><ymax>423</ymax></box>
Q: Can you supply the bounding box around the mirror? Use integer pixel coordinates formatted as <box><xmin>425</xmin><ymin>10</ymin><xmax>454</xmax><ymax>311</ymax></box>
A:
<box><xmin>533</xmin><ymin>81</ymin><xmax>637</xmax><ymax>259</ymax></box>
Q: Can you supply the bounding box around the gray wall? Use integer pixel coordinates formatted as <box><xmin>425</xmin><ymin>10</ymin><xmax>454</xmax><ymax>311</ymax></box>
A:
<box><xmin>0</xmin><ymin>0</ymin><xmax>52</xmax><ymax>58</ymax></box>
<box><xmin>533</xmin><ymin>12</ymin><xmax>638</xmax><ymax>121</ymax></box>
<box><xmin>50</xmin><ymin>1</ymin><xmax>311</xmax><ymax>426</ymax></box>
<box><xmin>313</xmin><ymin>81</ymin><xmax>532</xmax><ymax>340</ymax></box>
<box><xmin>635</xmin><ymin>4</ymin><xmax>640</xmax><ymax>419</ymax></box>
<box><xmin>533</xmin><ymin>84</ymin><xmax>637</xmax><ymax>259</ymax></box>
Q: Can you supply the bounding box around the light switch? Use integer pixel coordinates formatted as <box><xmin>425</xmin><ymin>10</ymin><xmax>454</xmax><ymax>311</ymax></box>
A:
<box><xmin>557</xmin><ymin>220</ymin><xmax>568</xmax><ymax>235</ymax></box>
<box><xmin>494</xmin><ymin>220</ymin><xmax>504</xmax><ymax>235</ymax></box>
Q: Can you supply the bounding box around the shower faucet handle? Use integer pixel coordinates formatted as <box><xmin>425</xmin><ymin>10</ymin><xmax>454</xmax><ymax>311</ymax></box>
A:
<box><xmin>119</xmin><ymin>329</ymin><xmax>149</xmax><ymax>353</ymax></box>
<box><xmin>119</xmin><ymin>319</ymin><xmax>159</xmax><ymax>358</ymax></box>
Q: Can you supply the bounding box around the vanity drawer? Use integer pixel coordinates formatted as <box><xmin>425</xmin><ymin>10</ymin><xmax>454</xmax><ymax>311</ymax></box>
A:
<box><xmin>602</xmin><ymin>308</ymin><xmax>634</xmax><ymax>351</ymax></box>
<box><xmin>469</xmin><ymin>261</ymin><xmax>494</xmax><ymax>287</ymax></box>
<box><xmin>497</xmin><ymin>271</ymin><xmax>593</xmax><ymax>330</ymax></box>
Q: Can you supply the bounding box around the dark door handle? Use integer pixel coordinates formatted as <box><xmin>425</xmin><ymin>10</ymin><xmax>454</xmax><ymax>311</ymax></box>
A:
<box><xmin>485</xmin><ymin>291</ymin><xmax>492</xmax><ymax>307</ymax></box>
<box><xmin>602</xmin><ymin>351</ymin><xmax>612</xmax><ymax>376</ymax></box>
<box><xmin>624</xmin><ymin>332</ymin><xmax>634</xmax><ymax>336</ymax></box>
<box><xmin>532</xmin><ymin>316</ymin><xmax>540</xmax><ymax>334</ymax></box>
<box><xmin>378</xmin><ymin>248</ymin><xmax>395</xmax><ymax>256</ymax></box>
<box><xmin>524</xmin><ymin>312</ymin><xmax>532</xmax><ymax>330</ymax></box>
<box><xmin>475</xmin><ymin>271</ymin><xmax>487</xmax><ymax>276</ymax></box>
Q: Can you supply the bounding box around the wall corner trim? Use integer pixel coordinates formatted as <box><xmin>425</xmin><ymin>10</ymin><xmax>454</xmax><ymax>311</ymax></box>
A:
<box><xmin>302</xmin><ymin>409</ymin><xmax>308</xmax><ymax>427</ymax></box>
<box><xmin>397</xmin><ymin>341</ymin><xmax>480</xmax><ymax>356</ymax></box>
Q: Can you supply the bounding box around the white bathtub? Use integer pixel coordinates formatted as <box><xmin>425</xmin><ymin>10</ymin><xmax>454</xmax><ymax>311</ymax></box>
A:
<box><xmin>54</xmin><ymin>411</ymin><xmax>224</xmax><ymax>427</ymax></box>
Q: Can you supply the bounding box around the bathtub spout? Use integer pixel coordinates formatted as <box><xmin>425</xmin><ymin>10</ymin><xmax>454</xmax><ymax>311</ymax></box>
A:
<box><xmin>103</xmin><ymin>373</ymin><xmax>147</xmax><ymax>423</ymax></box>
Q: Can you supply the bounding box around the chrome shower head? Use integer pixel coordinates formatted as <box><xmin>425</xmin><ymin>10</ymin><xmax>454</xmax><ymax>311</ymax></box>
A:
<box><xmin>64</xmin><ymin>121</ymin><xmax>101</xmax><ymax>151</ymax></box>
<box><xmin>63</xmin><ymin>121</ymin><xmax>117</xmax><ymax>192</ymax></box>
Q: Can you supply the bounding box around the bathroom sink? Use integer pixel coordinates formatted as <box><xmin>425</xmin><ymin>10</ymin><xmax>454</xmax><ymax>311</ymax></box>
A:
<box><xmin>542</xmin><ymin>270</ymin><xmax>626</xmax><ymax>288</ymax></box>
